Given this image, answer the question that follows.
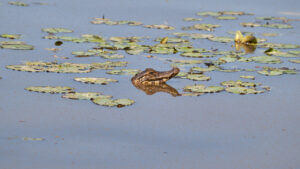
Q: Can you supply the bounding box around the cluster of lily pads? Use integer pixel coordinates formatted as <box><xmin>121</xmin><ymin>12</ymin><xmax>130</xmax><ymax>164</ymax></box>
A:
<box><xmin>1</xmin><ymin>7</ymin><xmax>300</xmax><ymax>105</ymax></box>
<box><xmin>25</xmin><ymin>86</ymin><xmax>134</xmax><ymax>107</ymax></box>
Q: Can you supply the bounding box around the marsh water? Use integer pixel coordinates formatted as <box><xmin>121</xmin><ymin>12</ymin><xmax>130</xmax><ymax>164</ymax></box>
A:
<box><xmin>1</xmin><ymin>0</ymin><xmax>300</xmax><ymax>168</ymax></box>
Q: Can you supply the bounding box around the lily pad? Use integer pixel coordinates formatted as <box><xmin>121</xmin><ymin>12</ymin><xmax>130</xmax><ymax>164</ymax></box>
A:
<box><xmin>0</xmin><ymin>41</ymin><xmax>34</xmax><ymax>50</ymax></box>
<box><xmin>262</xmin><ymin>23</ymin><xmax>292</xmax><ymax>29</ymax></box>
<box><xmin>0</xmin><ymin>34</ymin><xmax>21</xmax><ymax>39</ymax></box>
<box><xmin>250</xmin><ymin>56</ymin><xmax>282</xmax><ymax>64</ymax></box>
<box><xmin>8</xmin><ymin>1</ymin><xmax>28</xmax><ymax>6</ymax></box>
<box><xmin>208</xmin><ymin>36</ymin><xmax>233</xmax><ymax>43</ymax></box>
<box><xmin>196</xmin><ymin>11</ymin><xmax>221</xmax><ymax>17</ymax></box>
<box><xmin>240</xmin><ymin>75</ymin><xmax>255</xmax><ymax>80</ymax></box>
<box><xmin>155</xmin><ymin>37</ymin><xmax>188</xmax><ymax>43</ymax></box>
<box><xmin>257</xmin><ymin>67</ymin><xmax>298</xmax><ymax>76</ymax></box>
<box><xmin>106</xmin><ymin>69</ymin><xmax>140</xmax><ymax>75</ymax></box>
<box><xmin>42</xmin><ymin>28</ymin><xmax>73</xmax><ymax>34</ymax></box>
<box><xmin>240</xmin><ymin>22</ymin><xmax>261</xmax><ymax>27</ymax></box>
<box><xmin>216</xmin><ymin>16</ymin><xmax>237</xmax><ymax>20</ymax></box>
<box><xmin>191</xmin><ymin>66</ymin><xmax>217</xmax><ymax>72</ymax></box>
<box><xmin>92</xmin><ymin>98</ymin><xmax>135</xmax><ymax>107</ymax></box>
<box><xmin>100</xmin><ymin>54</ymin><xmax>124</xmax><ymax>59</ymax></box>
<box><xmin>220</xmin><ymin>11</ymin><xmax>249</xmax><ymax>15</ymax></box>
<box><xmin>183</xmin><ymin>18</ymin><xmax>203</xmax><ymax>21</ymax></box>
<box><xmin>258</xmin><ymin>43</ymin><xmax>300</xmax><ymax>49</ymax></box>
<box><xmin>62</xmin><ymin>92</ymin><xmax>112</xmax><ymax>100</ymax></box>
<box><xmin>25</xmin><ymin>86</ymin><xmax>74</xmax><ymax>94</ymax></box>
<box><xmin>91</xmin><ymin>18</ymin><xmax>143</xmax><ymax>26</ymax></box>
<box><xmin>264</xmin><ymin>48</ymin><xmax>299</xmax><ymax>57</ymax></box>
<box><xmin>221</xmin><ymin>80</ymin><xmax>261</xmax><ymax>87</ymax></box>
<box><xmin>185</xmin><ymin>74</ymin><xmax>211</xmax><ymax>81</ymax></box>
<box><xmin>184</xmin><ymin>84</ymin><xmax>224</xmax><ymax>93</ymax></box>
<box><xmin>22</xmin><ymin>137</ymin><xmax>45</xmax><ymax>141</ymax></box>
<box><xmin>181</xmin><ymin>52</ymin><xmax>214</xmax><ymax>58</ymax></box>
<box><xmin>74</xmin><ymin>77</ymin><xmax>118</xmax><ymax>85</ymax></box>
<box><xmin>289</xmin><ymin>59</ymin><xmax>300</xmax><ymax>64</ymax></box>
<box><xmin>182</xmin><ymin>24</ymin><xmax>220</xmax><ymax>31</ymax></box>
<box><xmin>262</xmin><ymin>33</ymin><xmax>278</xmax><ymax>37</ymax></box>
<box><xmin>143</xmin><ymin>24</ymin><xmax>175</xmax><ymax>30</ymax></box>
<box><xmin>225</xmin><ymin>87</ymin><xmax>264</xmax><ymax>95</ymax></box>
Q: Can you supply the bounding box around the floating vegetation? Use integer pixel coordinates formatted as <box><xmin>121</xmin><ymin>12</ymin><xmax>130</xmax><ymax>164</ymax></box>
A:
<box><xmin>91</xmin><ymin>18</ymin><xmax>143</xmax><ymax>26</ymax></box>
<box><xmin>92</xmin><ymin>98</ymin><xmax>135</xmax><ymax>107</ymax></box>
<box><xmin>221</xmin><ymin>80</ymin><xmax>261</xmax><ymax>87</ymax></box>
<box><xmin>264</xmin><ymin>48</ymin><xmax>299</xmax><ymax>57</ymax></box>
<box><xmin>197</xmin><ymin>11</ymin><xmax>250</xmax><ymax>17</ymax></box>
<box><xmin>197</xmin><ymin>11</ymin><xmax>221</xmax><ymax>17</ymax></box>
<box><xmin>184</xmin><ymin>84</ymin><xmax>224</xmax><ymax>93</ymax></box>
<box><xmin>0</xmin><ymin>41</ymin><xmax>34</xmax><ymax>50</ymax></box>
<box><xmin>143</xmin><ymin>24</ymin><xmax>175</xmax><ymax>30</ymax></box>
<box><xmin>240</xmin><ymin>75</ymin><xmax>255</xmax><ymax>80</ymax></box>
<box><xmin>62</xmin><ymin>92</ymin><xmax>112</xmax><ymax>100</ymax></box>
<box><xmin>182</xmin><ymin>24</ymin><xmax>220</xmax><ymax>31</ymax></box>
<box><xmin>183</xmin><ymin>17</ymin><xmax>203</xmax><ymax>21</ymax></box>
<box><xmin>262</xmin><ymin>33</ymin><xmax>278</xmax><ymax>37</ymax></box>
<box><xmin>42</xmin><ymin>28</ymin><xmax>73</xmax><ymax>34</ymax></box>
<box><xmin>155</xmin><ymin>37</ymin><xmax>188</xmax><ymax>43</ymax></box>
<box><xmin>216</xmin><ymin>16</ymin><xmax>237</xmax><ymax>20</ymax></box>
<box><xmin>172</xmin><ymin>32</ymin><xmax>214</xmax><ymax>39</ymax></box>
<box><xmin>240</xmin><ymin>22</ymin><xmax>261</xmax><ymax>27</ymax></box>
<box><xmin>289</xmin><ymin>59</ymin><xmax>300</xmax><ymax>64</ymax></box>
<box><xmin>25</xmin><ymin>86</ymin><xmax>74</xmax><ymax>94</ymax></box>
<box><xmin>221</xmin><ymin>80</ymin><xmax>265</xmax><ymax>95</ymax></box>
<box><xmin>262</xmin><ymin>23</ymin><xmax>293</xmax><ymax>29</ymax></box>
<box><xmin>208</xmin><ymin>36</ymin><xmax>233</xmax><ymax>43</ymax></box>
<box><xmin>22</xmin><ymin>137</ymin><xmax>45</xmax><ymax>141</ymax></box>
<box><xmin>258</xmin><ymin>43</ymin><xmax>300</xmax><ymax>49</ymax></box>
<box><xmin>44</xmin><ymin>34</ymin><xmax>106</xmax><ymax>43</ymax></box>
<box><xmin>8</xmin><ymin>1</ymin><xmax>28</xmax><ymax>6</ymax></box>
<box><xmin>250</xmin><ymin>56</ymin><xmax>282</xmax><ymax>64</ymax></box>
<box><xmin>0</xmin><ymin>34</ymin><xmax>21</xmax><ymax>39</ymax></box>
<box><xmin>106</xmin><ymin>69</ymin><xmax>140</xmax><ymax>75</ymax></box>
<box><xmin>74</xmin><ymin>77</ymin><xmax>118</xmax><ymax>85</ymax></box>
<box><xmin>257</xmin><ymin>67</ymin><xmax>298</xmax><ymax>76</ymax></box>
<box><xmin>6</xmin><ymin>61</ymin><xmax>127</xmax><ymax>73</ymax></box>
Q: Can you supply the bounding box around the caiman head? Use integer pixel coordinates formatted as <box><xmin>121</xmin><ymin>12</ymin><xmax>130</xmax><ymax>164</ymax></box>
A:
<box><xmin>131</xmin><ymin>67</ymin><xmax>180</xmax><ymax>85</ymax></box>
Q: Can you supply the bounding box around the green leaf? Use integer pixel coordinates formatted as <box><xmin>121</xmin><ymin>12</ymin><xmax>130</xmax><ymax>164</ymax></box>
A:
<box><xmin>216</xmin><ymin>16</ymin><xmax>237</xmax><ymax>20</ymax></box>
<box><xmin>225</xmin><ymin>87</ymin><xmax>264</xmax><ymax>95</ymax></box>
<box><xmin>250</xmin><ymin>56</ymin><xmax>282</xmax><ymax>64</ymax></box>
<box><xmin>9</xmin><ymin>1</ymin><xmax>28</xmax><ymax>6</ymax></box>
<box><xmin>262</xmin><ymin>24</ymin><xmax>292</xmax><ymax>29</ymax></box>
<box><xmin>184</xmin><ymin>84</ymin><xmax>224</xmax><ymax>93</ymax></box>
<box><xmin>42</xmin><ymin>28</ymin><xmax>73</xmax><ymax>34</ymax></box>
<box><xmin>25</xmin><ymin>86</ymin><xmax>74</xmax><ymax>94</ymax></box>
<box><xmin>74</xmin><ymin>77</ymin><xmax>118</xmax><ymax>85</ymax></box>
<box><xmin>62</xmin><ymin>92</ymin><xmax>112</xmax><ymax>100</ymax></box>
<box><xmin>0</xmin><ymin>34</ymin><xmax>21</xmax><ymax>39</ymax></box>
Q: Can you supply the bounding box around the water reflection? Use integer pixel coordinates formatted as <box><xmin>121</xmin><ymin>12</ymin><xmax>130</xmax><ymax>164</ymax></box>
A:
<box><xmin>235</xmin><ymin>43</ymin><xmax>256</xmax><ymax>54</ymax></box>
<box><xmin>131</xmin><ymin>81</ymin><xmax>180</xmax><ymax>97</ymax></box>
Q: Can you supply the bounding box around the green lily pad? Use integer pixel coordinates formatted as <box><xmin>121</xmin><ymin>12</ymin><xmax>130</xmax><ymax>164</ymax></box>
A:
<box><xmin>250</xmin><ymin>56</ymin><xmax>282</xmax><ymax>64</ymax></box>
<box><xmin>240</xmin><ymin>22</ymin><xmax>261</xmax><ymax>27</ymax></box>
<box><xmin>258</xmin><ymin>43</ymin><xmax>300</xmax><ymax>49</ymax></box>
<box><xmin>0</xmin><ymin>34</ymin><xmax>21</xmax><ymax>39</ymax></box>
<box><xmin>106</xmin><ymin>69</ymin><xmax>140</xmax><ymax>75</ymax></box>
<box><xmin>240</xmin><ymin>75</ymin><xmax>255</xmax><ymax>80</ymax></box>
<box><xmin>191</xmin><ymin>66</ymin><xmax>217</xmax><ymax>72</ymax></box>
<box><xmin>262</xmin><ymin>24</ymin><xmax>292</xmax><ymax>29</ymax></box>
<box><xmin>7</xmin><ymin>61</ymin><xmax>127</xmax><ymax>73</ymax></box>
<box><xmin>216</xmin><ymin>16</ymin><xmax>237</xmax><ymax>20</ymax></box>
<box><xmin>256</xmin><ymin>16</ymin><xmax>287</xmax><ymax>20</ymax></box>
<box><xmin>208</xmin><ymin>36</ymin><xmax>233</xmax><ymax>43</ymax></box>
<box><xmin>62</xmin><ymin>92</ymin><xmax>112</xmax><ymax>100</ymax></box>
<box><xmin>167</xmin><ymin>59</ymin><xmax>203</xmax><ymax>65</ymax></box>
<box><xmin>225</xmin><ymin>87</ymin><xmax>264</xmax><ymax>95</ymax></box>
<box><xmin>91</xmin><ymin>18</ymin><xmax>143</xmax><ymax>26</ymax></box>
<box><xmin>155</xmin><ymin>37</ymin><xmax>189</xmax><ymax>43</ymax></box>
<box><xmin>74</xmin><ymin>77</ymin><xmax>118</xmax><ymax>85</ymax></box>
<box><xmin>218</xmin><ymin>56</ymin><xmax>238</xmax><ymax>63</ymax></box>
<box><xmin>288</xmin><ymin>51</ymin><xmax>300</xmax><ymax>55</ymax></box>
<box><xmin>100</xmin><ymin>54</ymin><xmax>124</xmax><ymax>59</ymax></box>
<box><xmin>182</xmin><ymin>24</ymin><xmax>220</xmax><ymax>31</ymax></box>
<box><xmin>42</xmin><ymin>28</ymin><xmax>73</xmax><ymax>34</ymax></box>
<box><xmin>8</xmin><ymin>1</ymin><xmax>28</xmax><ymax>6</ymax></box>
<box><xmin>172</xmin><ymin>32</ymin><xmax>214</xmax><ymax>39</ymax></box>
<box><xmin>221</xmin><ymin>80</ymin><xmax>261</xmax><ymax>87</ymax></box>
<box><xmin>22</xmin><ymin>137</ymin><xmax>45</xmax><ymax>141</ymax></box>
<box><xmin>289</xmin><ymin>59</ymin><xmax>300</xmax><ymax>63</ymax></box>
<box><xmin>183</xmin><ymin>18</ymin><xmax>203</xmax><ymax>21</ymax></box>
<box><xmin>25</xmin><ymin>86</ymin><xmax>74</xmax><ymax>94</ymax></box>
<box><xmin>196</xmin><ymin>11</ymin><xmax>221</xmax><ymax>17</ymax></box>
<box><xmin>220</xmin><ymin>11</ymin><xmax>249</xmax><ymax>15</ymax></box>
<box><xmin>262</xmin><ymin>33</ymin><xmax>278</xmax><ymax>37</ymax></box>
<box><xmin>264</xmin><ymin>48</ymin><xmax>299</xmax><ymax>57</ymax></box>
<box><xmin>181</xmin><ymin>52</ymin><xmax>214</xmax><ymax>58</ymax></box>
<box><xmin>92</xmin><ymin>98</ymin><xmax>134</xmax><ymax>107</ymax></box>
<box><xmin>257</xmin><ymin>67</ymin><xmax>298</xmax><ymax>76</ymax></box>
<box><xmin>43</xmin><ymin>34</ymin><xmax>106</xmax><ymax>43</ymax></box>
<box><xmin>143</xmin><ymin>24</ymin><xmax>175</xmax><ymax>30</ymax></box>
<box><xmin>185</xmin><ymin>74</ymin><xmax>211</xmax><ymax>81</ymax></box>
<box><xmin>126</xmin><ymin>48</ymin><xmax>145</xmax><ymax>55</ymax></box>
<box><xmin>184</xmin><ymin>84</ymin><xmax>224</xmax><ymax>93</ymax></box>
<box><xmin>0</xmin><ymin>41</ymin><xmax>34</xmax><ymax>50</ymax></box>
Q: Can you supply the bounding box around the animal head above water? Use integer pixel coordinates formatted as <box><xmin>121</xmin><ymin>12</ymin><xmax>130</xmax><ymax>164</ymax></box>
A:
<box><xmin>131</xmin><ymin>67</ymin><xmax>180</xmax><ymax>85</ymax></box>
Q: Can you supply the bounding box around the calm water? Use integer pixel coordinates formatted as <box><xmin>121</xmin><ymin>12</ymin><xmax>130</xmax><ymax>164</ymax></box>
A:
<box><xmin>1</xmin><ymin>0</ymin><xmax>300</xmax><ymax>168</ymax></box>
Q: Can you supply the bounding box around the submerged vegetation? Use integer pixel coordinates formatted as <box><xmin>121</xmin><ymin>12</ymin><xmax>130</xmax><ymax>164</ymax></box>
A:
<box><xmin>2</xmin><ymin>7</ymin><xmax>300</xmax><ymax>107</ymax></box>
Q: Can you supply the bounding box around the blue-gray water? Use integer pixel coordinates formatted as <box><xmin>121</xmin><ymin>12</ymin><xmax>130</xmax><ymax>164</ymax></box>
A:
<box><xmin>1</xmin><ymin>0</ymin><xmax>300</xmax><ymax>168</ymax></box>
